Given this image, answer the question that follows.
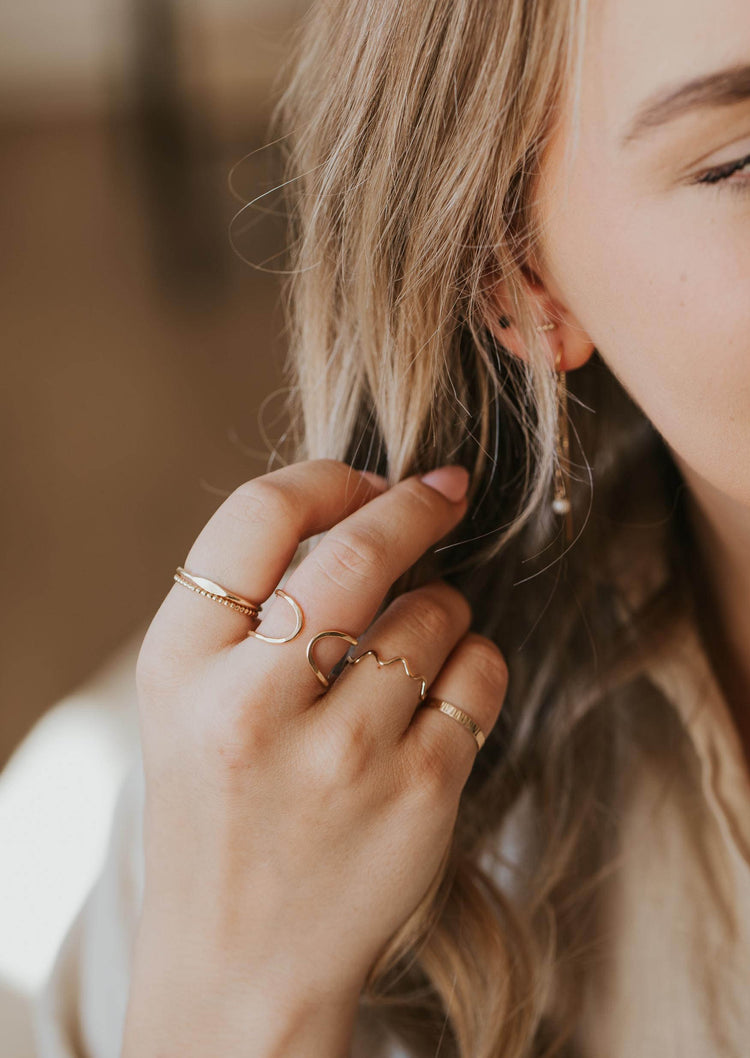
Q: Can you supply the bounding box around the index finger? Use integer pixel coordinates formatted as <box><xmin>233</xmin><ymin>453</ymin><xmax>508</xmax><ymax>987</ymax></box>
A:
<box><xmin>148</xmin><ymin>460</ymin><xmax>389</xmax><ymax>659</ymax></box>
<box><xmin>231</xmin><ymin>464</ymin><xmax>470</xmax><ymax>693</ymax></box>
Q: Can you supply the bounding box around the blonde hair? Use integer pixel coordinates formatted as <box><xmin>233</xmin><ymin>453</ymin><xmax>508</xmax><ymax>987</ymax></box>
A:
<box><xmin>259</xmin><ymin>0</ymin><xmax>706</xmax><ymax>1053</ymax></box>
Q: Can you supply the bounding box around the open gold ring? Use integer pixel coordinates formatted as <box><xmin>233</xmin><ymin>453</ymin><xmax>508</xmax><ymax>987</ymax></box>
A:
<box><xmin>306</xmin><ymin>629</ymin><xmax>359</xmax><ymax>687</ymax></box>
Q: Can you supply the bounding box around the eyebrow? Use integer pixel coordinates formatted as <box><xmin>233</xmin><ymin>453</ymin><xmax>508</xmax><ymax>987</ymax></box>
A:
<box><xmin>621</xmin><ymin>62</ymin><xmax>750</xmax><ymax>147</ymax></box>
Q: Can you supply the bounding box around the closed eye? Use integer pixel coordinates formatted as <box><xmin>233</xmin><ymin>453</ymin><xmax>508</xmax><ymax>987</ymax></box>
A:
<box><xmin>694</xmin><ymin>150</ymin><xmax>750</xmax><ymax>189</ymax></box>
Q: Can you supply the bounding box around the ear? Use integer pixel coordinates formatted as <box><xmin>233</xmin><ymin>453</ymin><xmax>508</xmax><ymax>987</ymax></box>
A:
<box><xmin>482</xmin><ymin>265</ymin><xmax>596</xmax><ymax>372</ymax></box>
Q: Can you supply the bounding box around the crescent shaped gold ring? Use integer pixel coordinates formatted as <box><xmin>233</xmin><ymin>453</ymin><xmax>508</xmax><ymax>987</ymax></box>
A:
<box><xmin>173</xmin><ymin>566</ymin><xmax>487</xmax><ymax>750</ymax></box>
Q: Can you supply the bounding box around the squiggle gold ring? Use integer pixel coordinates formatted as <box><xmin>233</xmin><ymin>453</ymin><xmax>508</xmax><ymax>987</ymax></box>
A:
<box><xmin>305</xmin><ymin>634</ymin><xmax>428</xmax><ymax>699</ymax></box>
<box><xmin>344</xmin><ymin>648</ymin><xmax>428</xmax><ymax>701</ymax></box>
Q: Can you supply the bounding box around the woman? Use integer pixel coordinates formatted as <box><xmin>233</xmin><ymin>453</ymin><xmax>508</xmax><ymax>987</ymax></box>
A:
<box><xmin>33</xmin><ymin>0</ymin><xmax>750</xmax><ymax>1055</ymax></box>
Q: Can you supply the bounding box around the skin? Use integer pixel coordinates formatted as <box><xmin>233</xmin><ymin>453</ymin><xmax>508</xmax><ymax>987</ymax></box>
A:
<box><xmin>121</xmin><ymin>460</ymin><xmax>508</xmax><ymax>1058</ymax></box>
<box><xmin>489</xmin><ymin>0</ymin><xmax>750</xmax><ymax>765</ymax></box>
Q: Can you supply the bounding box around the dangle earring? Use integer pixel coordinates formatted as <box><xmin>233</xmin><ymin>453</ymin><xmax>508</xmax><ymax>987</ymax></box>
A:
<box><xmin>499</xmin><ymin>314</ymin><xmax>574</xmax><ymax>543</ymax></box>
<box><xmin>550</xmin><ymin>343</ymin><xmax>574</xmax><ymax>544</ymax></box>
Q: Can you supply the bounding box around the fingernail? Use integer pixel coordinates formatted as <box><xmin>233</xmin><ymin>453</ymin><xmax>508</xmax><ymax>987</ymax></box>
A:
<box><xmin>419</xmin><ymin>465</ymin><xmax>469</xmax><ymax>502</ymax></box>
<box><xmin>359</xmin><ymin>470</ymin><xmax>389</xmax><ymax>490</ymax></box>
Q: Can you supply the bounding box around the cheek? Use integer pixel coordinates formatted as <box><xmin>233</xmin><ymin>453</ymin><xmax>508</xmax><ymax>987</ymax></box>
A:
<box><xmin>542</xmin><ymin>177</ymin><xmax>750</xmax><ymax>504</ymax></box>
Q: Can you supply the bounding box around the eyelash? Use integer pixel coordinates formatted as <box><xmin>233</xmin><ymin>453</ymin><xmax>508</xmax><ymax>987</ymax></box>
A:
<box><xmin>694</xmin><ymin>151</ymin><xmax>750</xmax><ymax>194</ymax></box>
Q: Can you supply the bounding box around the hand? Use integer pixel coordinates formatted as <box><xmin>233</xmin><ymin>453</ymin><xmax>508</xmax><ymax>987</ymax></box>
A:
<box><xmin>123</xmin><ymin>459</ymin><xmax>509</xmax><ymax>1057</ymax></box>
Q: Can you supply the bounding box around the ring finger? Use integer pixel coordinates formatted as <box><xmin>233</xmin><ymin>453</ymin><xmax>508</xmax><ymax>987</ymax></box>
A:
<box><xmin>401</xmin><ymin>632</ymin><xmax>508</xmax><ymax>796</ymax></box>
<box><xmin>319</xmin><ymin>579</ymin><xmax>473</xmax><ymax>747</ymax></box>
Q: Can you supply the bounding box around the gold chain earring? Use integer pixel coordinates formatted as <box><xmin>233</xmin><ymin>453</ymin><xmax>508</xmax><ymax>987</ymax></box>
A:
<box><xmin>550</xmin><ymin>344</ymin><xmax>573</xmax><ymax>544</ymax></box>
<box><xmin>498</xmin><ymin>315</ymin><xmax>574</xmax><ymax>543</ymax></box>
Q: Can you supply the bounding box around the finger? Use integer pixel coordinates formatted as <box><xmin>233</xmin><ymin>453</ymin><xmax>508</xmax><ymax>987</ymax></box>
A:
<box><xmin>145</xmin><ymin>460</ymin><xmax>388</xmax><ymax>662</ymax></box>
<box><xmin>319</xmin><ymin>580</ymin><xmax>472</xmax><ymax>748</ymax></box>
<box><xmin>399</xmin><ymin>633</ymin><xmax>508</xmax><ymax>796</ymax></box>
<box><xmin>228</xmin><ymin>466</ymin><xmax>470</xmax><ymax>704</ymax></box>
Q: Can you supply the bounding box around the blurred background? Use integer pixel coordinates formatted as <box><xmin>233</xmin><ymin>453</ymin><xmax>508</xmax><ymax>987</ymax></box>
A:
<box><xmin>0</xmin><ymin>0</ymin><xmax>308</xmax><ymax>1044</ymax></box>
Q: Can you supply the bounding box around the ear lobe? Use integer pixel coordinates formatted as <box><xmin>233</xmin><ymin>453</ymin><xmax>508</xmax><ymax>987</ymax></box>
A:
<box><xmin>486</xmin><ymin>313</ymin><xmax>595</xmax><ymax>372</ymax></box>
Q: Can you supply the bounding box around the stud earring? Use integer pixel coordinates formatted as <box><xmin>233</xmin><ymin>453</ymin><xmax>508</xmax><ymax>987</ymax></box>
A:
<box><xmin>497</xmin><ymin>315</ymin><xmax>556</xmax><ymax>333</ymax></box>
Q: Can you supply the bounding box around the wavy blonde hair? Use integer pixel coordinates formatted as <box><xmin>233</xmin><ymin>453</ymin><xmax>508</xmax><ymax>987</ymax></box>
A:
<box><xmin>259</xmin><ymin>0</ymin><xmax>707</xmax><ymax>1054</ymax></box>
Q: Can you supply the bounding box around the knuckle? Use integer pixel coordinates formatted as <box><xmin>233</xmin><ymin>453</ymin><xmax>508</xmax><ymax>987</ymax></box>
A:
<box><xmin>316</xmin><ymin>457</ymin><xmax>351</xmax><ymax>476</ymax></box>
<box><xmin>463</xmin><ymin>634</ymin><xmax>509</xmax><ymax>694</ymax></box>
<box><xmin>314</xmin><ymin>525</ymin><xmax>389</xmax><ymax>590</ymax></box>
<box><xmin>403</xmin><ymin>593</ymin><xmax>454</xmax><ymax>644</ymax></box>
<box><xmin>446</xmin><ymin>582</ymin><xmax>473</xmax><ymax>625</ymax></box>
<box><xmin>232</xmin><ymin>478</ymin><xmax>297</xmax><ymax>532</ymax></box>
<box><xmin>428</xmin><ymin>579</ymin><xmax>473</xmax><ymax>626</ymax></box>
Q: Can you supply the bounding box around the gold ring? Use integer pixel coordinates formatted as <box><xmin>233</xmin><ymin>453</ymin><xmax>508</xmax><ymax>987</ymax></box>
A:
<box><xmin>423</xmin><ymin>697</ymin><xmax>486</xmax><ymax>751</ymax></box>
<box><xmin>174</xmin><ymin>566</ymin><xmax>261</xmax><ymax>619</ymax></box>
<box><xmin>245</xmin><ymin>588</ymin><xmax>305</xmax><ymax>644</ymax></box>
<box><xmin>306</xmin><ymin>630</ymin><xmax>359</xmax><ymax>687</ymax></box>
<box><xmin>173</xmin><ymin>568</ymin><xmax>304</xmax><ymax>645</ymax></box>
<box><xmin>345</xmin><ymin>648</ymin><xmax>428</xmax><ymax>701</ymax></box>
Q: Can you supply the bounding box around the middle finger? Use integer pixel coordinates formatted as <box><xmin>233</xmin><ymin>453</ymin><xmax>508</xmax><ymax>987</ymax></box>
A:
<box><xmin>228</xmin><ymin>465</ymin><xmax>469</xmax><ymax>705</ymax></box>
<box><xmin>321</xmin><ymin>578</ymin><xmax>473</xmax><ymax>748</ymax></box>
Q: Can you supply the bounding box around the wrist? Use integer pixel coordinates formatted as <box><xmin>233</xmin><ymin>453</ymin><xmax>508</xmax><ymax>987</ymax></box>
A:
<box><xmin>122</xmin><ymin>927</ymin><xmax>362</xmax><ymax>1058</ymax></box>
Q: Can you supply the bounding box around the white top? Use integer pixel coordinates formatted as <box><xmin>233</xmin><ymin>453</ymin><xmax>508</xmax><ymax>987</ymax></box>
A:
<box><xmin>28</xmin><ymin>608</ymin><xmax>750</xmax><ymax>1057</ymax></box>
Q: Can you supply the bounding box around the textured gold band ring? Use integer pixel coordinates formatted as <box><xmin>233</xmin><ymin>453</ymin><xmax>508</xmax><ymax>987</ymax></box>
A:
<box><xmin>424</xmin><ymin>697</ymin><xmax>486</xmax><ymax>751</ymax></box>
<box><xmin>174</xmin><ymin>566</ymin><xmax>261</xmax><ymax>618</ymax></box>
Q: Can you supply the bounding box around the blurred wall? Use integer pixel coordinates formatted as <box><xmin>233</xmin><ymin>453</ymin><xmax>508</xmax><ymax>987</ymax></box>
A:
<box><xmin>1</xmin><ymin>0</ymin><xmax>309</xmax><ymax>767</ymax></box>
<box><xmin>0</xmin><ymin>0</ymin><xmax>132</xmax><ymax>116</ymax></box>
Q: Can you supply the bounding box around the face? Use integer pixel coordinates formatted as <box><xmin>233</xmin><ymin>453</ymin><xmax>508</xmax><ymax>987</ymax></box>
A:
<box><xmin>532</xmin><ymin>0</ymin><xmax>750</xmax><ymax>512</ymax></box>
